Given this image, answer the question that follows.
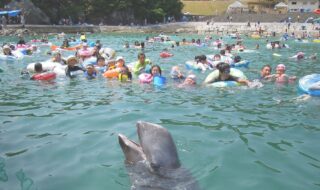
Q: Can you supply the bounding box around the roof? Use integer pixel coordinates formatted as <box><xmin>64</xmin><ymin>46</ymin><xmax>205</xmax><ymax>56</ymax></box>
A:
<box><xmin>0</xmin><ymin>10</ymin><xmax>21</xmax><ymax>16</ymax></box>
<box><xmin>275</xmin><ymin>2</ymin><xmax>288</xmax><ymax>8</ymax></box>
<box><xmin>228</xmin><ymin>1</ymin><xmax>247</xmax><ymax>8</ymax></box>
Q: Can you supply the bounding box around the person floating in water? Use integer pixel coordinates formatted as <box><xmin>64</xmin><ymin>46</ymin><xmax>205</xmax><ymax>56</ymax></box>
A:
<box><xmin>266</xmin><ymin>64</ymin><xmax>296</xmax><ymax>84</ymax></box>
<box><xmin>203</xmin><ymin>62</ymin><xmax>250</xmax><ymax>86</ymax></box>
<box><xmin>133</xmin><ymin>52</ymin><xmax>152</xmax><ymax>75</ymax></box>
<box><xmin>260</xmin><ymin>64</ymin><xmax>272</xmax><ymax>81</ymax></box>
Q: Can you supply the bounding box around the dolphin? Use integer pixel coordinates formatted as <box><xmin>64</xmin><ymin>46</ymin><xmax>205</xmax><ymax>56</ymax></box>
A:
<box><xmin>118</xmin><ymin>121</ymin><xmax>200</xmax><ymax>190</ymax></box>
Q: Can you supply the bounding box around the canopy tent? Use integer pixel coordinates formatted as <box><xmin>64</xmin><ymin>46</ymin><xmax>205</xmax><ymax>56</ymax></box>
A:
<box><xmin>0</xmin><ymin>10</ymin><xmax>21</xmax><ymax>16</ymax></box>
<box><xmin>228</xmin><ymin>1</ymin><xmax>246</xmax><ymax>9</ymax></box>
<box><xmin>227</xmin><ymin>1</ymin><xmax>248</xmax><ymax>13</ymax></box>
<box><xmin>275</xmin><ymin>2</ymin><xmax>288</xmax><ymax>8</ymax></box>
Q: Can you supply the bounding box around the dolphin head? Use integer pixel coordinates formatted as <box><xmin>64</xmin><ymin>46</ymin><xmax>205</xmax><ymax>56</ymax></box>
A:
<box><xmin>118</xmin><ymin>121</ymin><xmax>181</xmax><ymax>170</ymax></box>
<box><xmin>137</xmin><ymin>121</ymin><xmax>181</xmax><ymax>169</ymax></box>
<box><xmin>118</xmin><ymin>134</ymin><xmax>146</xmax><ymax>164</ymax></box>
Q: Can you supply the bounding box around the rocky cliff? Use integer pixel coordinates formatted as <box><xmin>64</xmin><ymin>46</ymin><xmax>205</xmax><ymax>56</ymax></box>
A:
<box><xmin>6</xmin><ymin>0</ymin><xmax>50</xmax><ymax>24</ymax></box>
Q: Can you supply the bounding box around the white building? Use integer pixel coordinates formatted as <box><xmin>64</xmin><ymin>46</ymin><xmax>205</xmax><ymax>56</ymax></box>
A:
<box><xmin>287</xmin><ymin>0</ymin><xmax>319</xmax><ymax>12</ymax></box>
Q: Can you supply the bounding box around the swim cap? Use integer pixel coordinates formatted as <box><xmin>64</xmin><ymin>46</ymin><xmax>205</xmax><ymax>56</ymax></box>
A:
<box><xmin>276</xmin><ymin>64</ymin><xmax>286</xmax><ymax>71</ymax></box>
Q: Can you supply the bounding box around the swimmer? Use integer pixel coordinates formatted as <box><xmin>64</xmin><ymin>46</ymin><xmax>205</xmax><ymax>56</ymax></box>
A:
<box><xmin>260</xmin><ymin>64</ymin><xmax>272</xmax><ymax>80</ymax></box>
<box><xmin>203</xmin><ymin>62</ymin><xmax>250</xmax><ymax>86</ymax></box>
<box><xmin>170</xmin><ymin>66</ymin><xmax>185</xmax><ymax>80</ymax></box>
<box><xmin>150</xmin><ymin>65</ymin><xmax>162</xmax><ymax>77</ymax></box>
<box><xmin>84</xmin><ymin>64</ymin><xmax>97</xmax><ymax>79</ymax></box>
<box><xmin>272</xmin><ymin>64</ymin><xmax>296</xmax><ymax>83</ymax></box>
<box><xmin>133</xmin><ymin>52</ymin><xmax>152</xmax><ymax>75</ymax></box>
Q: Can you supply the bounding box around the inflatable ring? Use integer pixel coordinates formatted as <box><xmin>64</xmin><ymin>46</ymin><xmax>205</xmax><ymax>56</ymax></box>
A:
<box><xmin>31</xmin><ymin>72</ymin><xmax>56</xmax><ymax>81</ymax></box>
<box><xmin>299</xmin><ymin>74</ymin><xmax>320</xmax><ymax>96</ymax></box>
<box><xmin>103</xmin><ymin>69</ymin><xmax>119</xmax><ymax>78</ymax></box>
<box><xmin>209</xmin><ymin>81</ymin><xmax>240</xmax><ymax>88</ymax></box>
<box><xmin>139</xmin><ymin>73</ymin><xmax>153</xmax><ymax>83</ymax></box>
<box><xmin>160</xmin><ymin>52</ymin><xmax>173</xmax><ymax>58</ymax></box>
<box><xmin>204</xmin><ymin>68</ymin><xmax>247</xmax><ymax>85</ymax></box>
<box><xmin>231</xmin><ymin>60</ymin><xmax>250</xmax><ymax>68</ymax></box>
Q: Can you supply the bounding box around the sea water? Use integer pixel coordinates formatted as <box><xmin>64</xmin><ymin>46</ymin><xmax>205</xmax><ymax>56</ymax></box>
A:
<box><xmin>0</xmin><ymin>33</ymin><xmax>320</xmax><ymax>190</ymax></box>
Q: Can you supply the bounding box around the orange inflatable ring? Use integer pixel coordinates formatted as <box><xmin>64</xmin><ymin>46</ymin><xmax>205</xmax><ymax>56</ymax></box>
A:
<box><xmin>103</xmin><ymin>69</ymin><xmax>119</xmax><ymax>78</ymax></box>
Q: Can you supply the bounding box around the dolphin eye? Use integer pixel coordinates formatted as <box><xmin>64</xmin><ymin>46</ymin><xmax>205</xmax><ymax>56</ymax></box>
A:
<box><xmin>150</xmin><ymin>162</ymin><xmax>160</xmax><ymax>171</ymax></box>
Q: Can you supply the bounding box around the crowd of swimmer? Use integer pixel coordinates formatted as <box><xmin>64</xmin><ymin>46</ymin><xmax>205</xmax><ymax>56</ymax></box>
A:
<box><xmin>1</xmin><ymin>32</ymin><xmax>316</xmax><ymax>88</ymax></box>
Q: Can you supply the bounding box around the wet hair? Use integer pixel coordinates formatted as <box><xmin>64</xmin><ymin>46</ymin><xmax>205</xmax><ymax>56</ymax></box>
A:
<box><xmin>120</xmin><ymin>66</ymin><xmax>132</xmax><ymax>80</ymax></box>
<box><xmin>150</xmin><ymin>65</ymin><xmax>162</xmax><ymax>76</ymax></box>
<box><xmin>214</xmin><ymin>54</ymin><xmax>221</xmax><ymax>59</ymax></box>
<box><xmin>138</xmin><ymin>52</ymin><xmax>145</xmax><ymax>59</ymax></box>
<box><xmin>234</xmin><ymin>55</ymin><xmax>241</xmax><ymax>63</ymax></box>
<box><xmin>261</xmin><ymin>64</ymin><xmax>272</xmax><ymax>72</ymax></box>
<box><xmin>34</xmin><ymin>62</ymin><xmax>43</xmax><ymax>72</ymax></box>
<box><xmin>216</xmin><ymin>62</ymin><xmax>230</xmax><ymax>73</ymax></box>
<box><xmin>195</xmin><ymin>55</ymin><xmax>207</xmax><ymax>62</ymax></box>
<box><xmin>97</xmin><ymin>56</ymin><xmax>105</xmax><ymax>62</ymax></box>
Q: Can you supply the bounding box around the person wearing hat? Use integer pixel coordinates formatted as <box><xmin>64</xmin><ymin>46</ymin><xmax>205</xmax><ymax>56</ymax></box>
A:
<box><xmin>84</xmin><ymin>64</ymin><xmax>97</xmax><ymax>79</ymax></box>
<box><xmin>115</xmin><ymin>56</ymin><xmax>132</xmax><ymax>82</ymax></box>
<box><xmin>65</xmin><ymin>56</ymin><xmax>85</xmax><ymax>77</ymax></box>
<box><xmin>272</xmin><ymin>64</ymin><xmax>296</xmax><ymax>83</ymax></box>
<box><xmin>2</xmin><ymin>45</ymin><xmax>13</xmax><ymax>56</ymax></box>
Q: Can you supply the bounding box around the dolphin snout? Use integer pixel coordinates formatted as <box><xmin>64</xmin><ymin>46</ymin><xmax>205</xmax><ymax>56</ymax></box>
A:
<box><xmin>118</xmin><ymin>133</ymin><xmax>145</xmax><ymax>164</ymax></box>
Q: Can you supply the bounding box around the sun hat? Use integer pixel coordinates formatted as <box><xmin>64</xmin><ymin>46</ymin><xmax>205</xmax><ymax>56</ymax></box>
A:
<box><xmin>187</xmin><ymin>74</ymin><xmax>196</xmax><ymax>80</ymax></box>
<box><xmin>3</xmin><ymin>45</ymin><xmax>10</xmax><ymax>50</ymax></box>
<box><xmin>276</xmin><ymin>64</ymin><xmax>286</xmax><ymax>71</ymax></box>
<box><xmin>86</xmin><ymin>64</ymin><xmax>94</xmax><ymax>69</ymax></box>
<box><xmin>66</xmin><ymin>55</ymin><xmax>78</xmax><ymax>64</ymax></box>
<box><xmin>116</xmin><ymin>56</ymin><xmax>125</xmax><ymax>62</ymax></box>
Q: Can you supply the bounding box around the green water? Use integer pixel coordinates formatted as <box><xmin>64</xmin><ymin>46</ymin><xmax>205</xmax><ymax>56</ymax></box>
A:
<box><xmin>0</xmin><ymin>33</ymin><xmax>320</xmax><ymax>190</ymax></box>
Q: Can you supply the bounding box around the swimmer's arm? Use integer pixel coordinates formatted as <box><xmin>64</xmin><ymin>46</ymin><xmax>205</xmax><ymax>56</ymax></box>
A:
<box><xmin>236</xmin><ymin>78</ymin><xmax>250</xmax><ymax>86</ymax></box>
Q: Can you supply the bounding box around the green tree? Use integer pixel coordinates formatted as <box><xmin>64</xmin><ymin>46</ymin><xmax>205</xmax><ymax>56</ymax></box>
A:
<box><xmin>30</xmin><ymin>0</ymin><xmax>183</xmax><ymax>24</ymax></box>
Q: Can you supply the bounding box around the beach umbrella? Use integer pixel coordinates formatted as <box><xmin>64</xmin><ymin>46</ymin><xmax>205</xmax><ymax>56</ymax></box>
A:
<box><xmin>313</xmin><ymin>9</ymin><xmax>320</xmax><ymax>15</ymax></box>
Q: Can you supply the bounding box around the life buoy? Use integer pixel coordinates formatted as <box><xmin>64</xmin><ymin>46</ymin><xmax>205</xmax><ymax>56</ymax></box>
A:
<box><xmin>139</xmin><ymin>73</ymin><xmax>153</xmax><ymax>83</ymax></box>
<box><xmin>209</xmin><ymin>81</ymin><xmax>240</xmax><ymax>88</ymax></box>
<box><xmin>231</xmin><ymin>60</ymin><xmax>250</xmax><ymax>68</ymax></box>
<box><xmin>160</xmin><ymin>52</ymin><xmax>173</xmax><ymax>58</ymax></box>
<box><xmin>31</xmin><ymin>72</ymin><xmax>56</xmax><ymax>81</ymax></box>
<box><xmin>50</xmin><ymin>45</ymin><xmax>81</xmax><ymax>51</ymax></box>
<box><xmin>299</xmin><ymin>74</ymin><xmax>320</xmax><ymax>96</ymax></box>
<box><xmin>103</xmin><ymin>69</ymin><xmax>119</xmax><ymax>78</ymax></box>
<box><xmin>204</xmin><ymin>68</ymin><xmax>247</xmax><ymax>85</ymax></box>
<box><xmin>79</xmin><ymin>49</ymin><xmax>93</xmax><ymax>57</ymax></box>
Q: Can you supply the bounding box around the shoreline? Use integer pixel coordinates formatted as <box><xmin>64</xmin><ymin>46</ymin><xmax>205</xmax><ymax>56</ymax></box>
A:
<box><xmin>1</xmin><ymin>22</ymin><xmax>319</xmax><ymax>37</ymax></box>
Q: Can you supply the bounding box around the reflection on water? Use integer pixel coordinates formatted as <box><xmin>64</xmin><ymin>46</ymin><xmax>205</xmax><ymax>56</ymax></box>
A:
<box><xmin>0</xmin><ymin>33</ymin><xmax>320</xmax><ymax>190</ymax></box>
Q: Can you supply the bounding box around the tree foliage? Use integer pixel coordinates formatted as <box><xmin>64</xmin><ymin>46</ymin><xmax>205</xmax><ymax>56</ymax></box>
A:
<box><xmin>29</xmin><ymin>0</ymin><xmax>183</xmax><ymax>24</ymax></box>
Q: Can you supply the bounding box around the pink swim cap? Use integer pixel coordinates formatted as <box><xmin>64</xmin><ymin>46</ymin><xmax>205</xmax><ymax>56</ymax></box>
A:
<box><xmin>276</xmin><ymin>64</ymin><xmax>286</xmax><ymax>70</ymax></box>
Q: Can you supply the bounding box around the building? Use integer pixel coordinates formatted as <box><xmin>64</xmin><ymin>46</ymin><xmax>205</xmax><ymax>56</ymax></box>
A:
<box><xmin>246</xmin><ymin>0</ymin><xmax>282</xmax><ymax>13</ymax></box>
<box><xmin>287</xmin><ymin>0</ymin><xmax>319</xmax><ymax>12</ymax></box>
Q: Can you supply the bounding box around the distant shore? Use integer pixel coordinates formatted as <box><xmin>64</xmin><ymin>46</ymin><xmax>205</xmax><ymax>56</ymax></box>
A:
<box><xmin>1</xmin><ymin>22</ymin><xmax>319</xmax><ymax>37</ymax></box>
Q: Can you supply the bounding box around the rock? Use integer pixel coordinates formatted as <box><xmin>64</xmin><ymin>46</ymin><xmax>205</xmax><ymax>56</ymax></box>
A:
<box><xmin>6</xmin><ymin>0</ymin><xmax>51</xmax><ymax>24</ymax></box>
